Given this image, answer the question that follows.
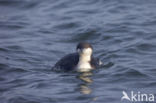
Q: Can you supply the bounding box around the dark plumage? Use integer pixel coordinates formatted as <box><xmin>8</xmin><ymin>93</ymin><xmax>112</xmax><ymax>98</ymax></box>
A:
<box><xmin>52</xmin><ymin>42</ymin><xmax>102</xmax><ymax>72</ymax></box>
<box><xmin>76</xmin><ymin>42</ymin><xmax>93</xmax><ymax>50</ymax></box>
<box><xmin>52</xmin><ymin>53</ymin><xmax>79</xmax><ymax>71</ymax></box>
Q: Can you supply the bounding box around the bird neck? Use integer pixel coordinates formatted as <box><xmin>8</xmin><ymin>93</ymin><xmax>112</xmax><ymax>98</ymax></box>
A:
<box><xmin>79</xmin><ymin>53</ymin><xmax>91</xmax><ymax>63</ymax></box>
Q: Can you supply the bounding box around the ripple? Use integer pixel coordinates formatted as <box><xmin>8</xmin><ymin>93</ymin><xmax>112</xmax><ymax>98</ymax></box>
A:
<box><xmin>0</xmin><ymin>0</ymin><xmax>22</xmax><ymax>6</ymax></box>
<box><xmin>0</xmin><ymin>47</ymin><xmax>9</xmax><ymax>52</ymax></box>
<box><xmin>101</xmin><ymin>62</ymin><xmax>114</xmax><ymax>68</ymax></box>
<box><xmin>111</xmin><ymin>68</ymin><xmax>149</xmax><ymax>79</ymax></box>
<box><xmin>1</xmin><ymin>0</ymin><xmax>156</xmax><ymax>103</ymax></box>
<box><xmin>0</xmin><ymin>0</ymin><xmax>39</xmax><ymax>9</ymax></box>
<box><xmin>8</xmin><ymin>67</ymin><xmax>28</xmax><ymax>73</ymax></box>
<box><xmin>8</xmin><ymin>96</ymin><xmax>39</xmax><ymax>103</ymax></box>
<box><xmin>0</xmin><ymin>21</ymin><xmax>27</xmax><ymax>30</ymax></box>
<box><xmin>136</xmin><ymin>43</ymin><xmax>156</xmax><ymax>51</ymax></box>
<box><xmin>6</xmin><ymin>45</ymin><xmax>22</xmax><ymax>50</ymax></box>
<box><xmin>124</xmin><ymin>68</ymin><xmax>149</xmax><ymax>78</ymax></box>
<box><xmin>66</xmin><ymin>28</ymin><xmax>101</xmax><ymax>42</ymax></box>
<box><xmin>0</xmin><ymin>63</ymin><xmax>9</xmax><ymax>70</ymax></box>
<box><xmin>54</xmin><ymin>21</ymin><xmax>81</xmax><ymax>30</ymax></box>
<box><xmin>145</xmin><ymin>82</ymin><xmax>156</xmax><ymax>88</ymax></box>
<box><xmin>0</xmin><ymin>77</ymin><xmax>5</xmax><ymax>82</ymax></box>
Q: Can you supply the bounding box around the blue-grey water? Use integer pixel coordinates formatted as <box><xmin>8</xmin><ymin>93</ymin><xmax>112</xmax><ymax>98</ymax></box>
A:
<box><xmin>0</xmin><ymin>0</ymin><xmax>156</xmax><ymax>103</ymax></box>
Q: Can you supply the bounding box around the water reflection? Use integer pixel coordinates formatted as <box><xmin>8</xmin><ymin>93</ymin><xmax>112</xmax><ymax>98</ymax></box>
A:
<box><xmin>78</xmin><ymin>72</ymin><xmax>93</xmax><ymax>95</ymax></box>
<box><xmin>77</xmin><ymin>72</ymin><xmax>99</xmax><ymax>102</ymax></box>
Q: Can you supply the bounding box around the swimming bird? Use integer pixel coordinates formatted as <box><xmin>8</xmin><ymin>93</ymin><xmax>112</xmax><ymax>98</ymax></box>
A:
<box><xmin>52</xmin><ymin>42</ymin><xmax>102</xmax><ymax>72</ymax></box>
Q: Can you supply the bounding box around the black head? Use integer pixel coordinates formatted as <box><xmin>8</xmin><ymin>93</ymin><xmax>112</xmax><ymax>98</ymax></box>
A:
<box><xmin>76</xmin><ymin>42</ymin><xmax>93</xmax><ymax>50</ymax></box>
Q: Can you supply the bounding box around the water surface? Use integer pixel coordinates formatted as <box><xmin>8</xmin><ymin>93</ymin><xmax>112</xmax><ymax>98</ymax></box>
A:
<box><xmin>0</xmin><ymin>0</ymin><xmax>156</xmax><ymax>103</ymax></box>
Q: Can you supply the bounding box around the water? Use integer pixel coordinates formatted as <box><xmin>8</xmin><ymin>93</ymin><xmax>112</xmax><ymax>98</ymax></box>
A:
<box><xmin>0</xmin><ymin>0</ymin><xmax>156</xmax><ymax>103</ymax></box>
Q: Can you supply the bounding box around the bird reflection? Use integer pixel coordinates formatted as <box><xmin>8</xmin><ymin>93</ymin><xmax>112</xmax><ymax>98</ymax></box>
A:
<box><xmin>78</xmin><ymin>72</ymin><xmax>93</xmax><ymax>95</ymax></box>
<box><xmin>76</xmin><ymin>71</ymin><xmax>99</xmax><ymax>102</ymax></box>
